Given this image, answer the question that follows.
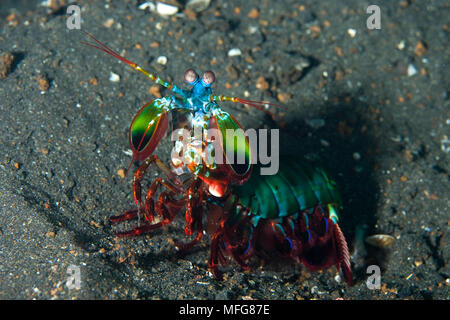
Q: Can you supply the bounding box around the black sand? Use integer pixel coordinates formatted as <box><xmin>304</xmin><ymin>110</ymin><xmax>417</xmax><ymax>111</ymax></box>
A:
<box><xmin>0</xmin><ymin>0</ymin><xmax>448</xmax><ymax>299</ymax></box>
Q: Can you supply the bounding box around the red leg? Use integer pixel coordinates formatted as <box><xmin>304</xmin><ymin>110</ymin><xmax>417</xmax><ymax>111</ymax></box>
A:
<box><xmin>111</xmin><ymin>155</ymin><xmax>186</xmax><ymax>237</ymax></box>
<box><xmin>115</xmin><ymin>220</ymin><xmax>169</xmax><ymax>238</ymax></box>
<box><xmin>230</xmin><ymin>248</ymin><xmax>250</xmax><ymax>271</ymax></box>
<box><xmin>132</xmin><ymin>155</ymin><xmax>183</xmax><ymax>211</ymax></box>
<box><xmin>183</xmin><ymin>182</ymin><xmax>198</xmax><ymax>236</ymax></box>
<box><xmin>143</xmin><ymin>177</ymin><xmax>182</xmax><ymax>223</ymax></box>
<box><xmin>231</xmin><ymin>208</ymin><xmax>258</xmax><ymax>265</ymax></box>
<box><xmin>110</xmin><ymin>209</ymin><xmax>139</xmax><ymax>224</ymax></box>
<box><xmin>178</xmin><ymin>207</ymin><xmax>203</xmax><ymax>252</ymax></box>
<box><xmin>175</xmin><ymin>230</ymin><xmax>203</xmax><ymax>253</ymax></box>
<box><xmin>208</xmin><ymin>204</ymin><xmax>255</xmax><ymax>279</ymax></box>
<box><xmin>110</xmin><ymin>176</ymin><xmax>182</xmax><ymax>225</ymax></box>
<box><xmin>109</xmin><ymin>193</ymin><xmax>185</xmax><ymax>225</ymax></box>
<box><xmin>175</xmin><ymin>181</ymin><xmax>205</xmax><ymax>253</ymax></box>
<box><xmin>220</xmin><ymin>212</ymin><xmax>252</xmax><ymax>271</ymax></box>
<box><xmin>209</xmin><ymin>230</ymin><xmax>224</xmax><ymax>280</ymax></box>
<box><xmin>208</xmin><ymin>210</ymin><xmax>228</xmax><ymax>280</ymax></box>
<box><xmin>114</xmin><ymin>194</ymin><xmax>184</xmax><ymax>238</ymax></box>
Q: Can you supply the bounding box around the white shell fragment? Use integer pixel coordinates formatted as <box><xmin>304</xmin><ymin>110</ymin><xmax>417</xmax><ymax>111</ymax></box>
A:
<box><xmin>109</xmin><ymin>72</ymin><xmax>120</xmax><ymax>82</ymax></box>
<box><xmin>156</xmin><ymin>55</ymin><xmax>168</xmax><ymax>65</ymax></box>
<box><xmin>39</xmin><ymin>0</ymin><xmax>52</xmax><ymax>8</ymax></box>
<box><xmin>138</xmin><ymin>1</ymin><xmax>179</xmax><ymax>16</ymax></box>
<box><xmin>397</xmin><ymin>40</ymin><xmax>405</xmax><ymax>50</ymax></box>
<box><xmin>407</xmin><ymin>64</ymin><xmax>417</xmax><ymax>76</ymax></box>
<box><xmin>186</xmin><ymin>0</ymin><xmax>211</xmax><ymax>12</ymax></box>
<box><xmin>347</xmin><ymin>28</ymin><xmax>357</xmax><ymax>38</ymax></box>
<box><xmin>228</xmin><ymin>48</ymin><xmax>242</xmax><ymax>57</ymax></box>
<box><xmin>138</xmin><ymin>2</ymin><xmax>155</xmax><ymax>11</ymax></box>
<box><xmin>156</xmin><ymin>2</ymin><xmax>179</xmax><ymax>16</ymax></box>
<box><xmin>365</xmin><ymin>234</ymin><xmax>395</xmax><ymax>248</ymax></box>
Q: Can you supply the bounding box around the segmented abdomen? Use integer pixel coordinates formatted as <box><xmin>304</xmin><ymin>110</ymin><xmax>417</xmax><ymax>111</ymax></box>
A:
<box><xmin>235</xmin><ymin>157</ymin><xmax>341</xmax><ymax>223</ymax></box>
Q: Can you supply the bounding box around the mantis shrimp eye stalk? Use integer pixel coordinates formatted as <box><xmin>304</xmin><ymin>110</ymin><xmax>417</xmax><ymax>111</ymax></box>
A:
<box><xmin>184</xmin><ymin>68</ymin><xmax>199</xmax><ymax>85</ymax></box>
<box><xmin>201</xmin><ymin>70</ymin><xmax>215</xmax><ymax>87</ymax></box>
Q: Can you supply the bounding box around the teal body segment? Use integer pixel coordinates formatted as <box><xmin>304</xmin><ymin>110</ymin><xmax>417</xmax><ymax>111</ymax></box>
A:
<box><xmin>234</xmin><ymin>158</ymin><xmax>342</xmax><ymax>221</ymax></box>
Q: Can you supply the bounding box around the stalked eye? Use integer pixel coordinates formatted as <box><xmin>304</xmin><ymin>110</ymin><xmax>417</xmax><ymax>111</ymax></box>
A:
<box><xmin>184</xmin><ymin>68</ymin><xmax>198</xmax><ymax>85</ymax></box>
<box><xmin>201</xmin><ymin>70</ymin><xmax>215</xmax><ymax>87</ymax></box>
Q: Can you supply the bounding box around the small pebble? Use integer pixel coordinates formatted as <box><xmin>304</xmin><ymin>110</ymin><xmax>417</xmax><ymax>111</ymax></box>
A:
<box><xmin>109</xmin><ymin>72</ymin><xmax>120</xmax><ymax>82</ymax></box>
<box><xmin>89</xmin><ymin>77</ymin><xmax>99</xmax><ymax>86</ymax></box>
<box><xmin>138</xmin><ymin>2</ymin><xmax>154</xmax><ymax>11</ymax></box>
<box><xmin>6</xmin><ymin>13</ymin><xmax>19</xmax><ymax>27</ymax></box>
<box><xmin>347</xmin><ymin>28</ymin><xmax>357</xmax><ymax>38</ymax></box>
<box><xmin>334</xmin><ymin>274</ymin><xmax>341</xmax><ymax>283</ymax></box>
<box><xmin>228</xmin><ymin>48</ymin><xmax>242</xmax><ymax>57</ymax></box>
<box><xmin>156</xmin><ymin>56</ymin><xmax>168</xmax><ymax>65</ymax></box>
<box><xmin>186</xmin><ymin>0</ymin><xmax>211</xmax><ymax>12</ymax></box>
<box><xmin>248</xmin><ymin>8</ymin><xmax>259</xmax><ymax>19</ymax></box>
<box><xmin>37</xmin><ymin>74</ymin><xmax>50</xmax><ymax>92</ymax></box>
<box><xmin>117</xmin><ymin>169</ymin><xmax>126</xmax><ymax>179</ymax></box>
<box><xmin>0</xmin><ymin>52</ymin><xmax>14</xmax><ymax>79</ymax></box>
<box><xmin>407</xmin><ymin>64</ymin><xmax>417</xmax><ymax>76</ymax></box>
<box><xmin>396</xmin><ymin>40</ymin><xmax>405</xmax><ymax>50</ymax></box>
<box><xmin>103</xmin><ymin>18</ymin><xmax>114</xmax><ymax>28</ymax></box>
<box><xmin>414</xmin><ymin>40</ymin><xmax>427</xmax><ymax>56</ymax></box>
<box><xmin>256</xmin><ymin>76</ymin><xmax>269</xmax><ymax>91</ymax></box>
<box><xmin>365</xmin><ymin>234</ymin><xmax>395</xmax><ymax>248</ymax></box>
<box><xmin>309</xmin><ymin>25</ymin><xmax>321</xmax><ymax>38</ymax></box>
<box><xmin>441</xmin><ymin>136</ymin><xmax>450</xmax><ymax>153</ymax></box>
<box><xmin>277</xmin><ymin>92</ymin><xmax>291</xmax><ymax>103</ymax></box>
